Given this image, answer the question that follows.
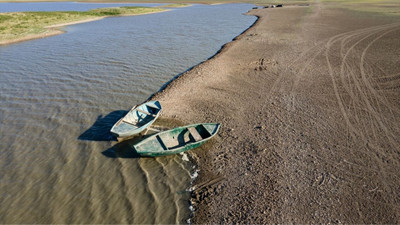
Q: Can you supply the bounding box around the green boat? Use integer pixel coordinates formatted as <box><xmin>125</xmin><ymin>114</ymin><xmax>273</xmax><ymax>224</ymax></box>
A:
<box><xmin>132</xmin><ymin>123</ymin><xmax>220</xmax><ymax>157</ymax></box>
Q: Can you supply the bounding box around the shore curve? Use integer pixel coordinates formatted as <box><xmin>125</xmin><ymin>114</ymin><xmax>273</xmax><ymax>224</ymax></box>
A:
<box><xmin>151</xmin><ymin>2</ymin><xmax>400</xmax><ymax>224</ymax></box>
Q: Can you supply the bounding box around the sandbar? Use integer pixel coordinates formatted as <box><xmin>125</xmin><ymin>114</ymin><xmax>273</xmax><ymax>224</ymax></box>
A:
<box><xmin>151</xmin><ymin>1</ymin><xmax>400</xmax><ymax>223</ymax></box>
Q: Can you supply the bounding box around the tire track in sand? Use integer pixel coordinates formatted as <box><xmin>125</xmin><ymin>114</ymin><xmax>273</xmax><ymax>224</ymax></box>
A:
<box><xmin>325</xmin><ymin>24</ymin><xmax>400</xmax><ymax>204</ymax></box>
<box><xmin>339</xmin><ymin>23</ymin><xmax>400</xmax><ymax>154</ymax></box>
<box><xmin>326</xmin><ymin>23</ymin><xmax>400</xmax><ymax>149</ymax></box>
<box><xmin>359</xmin><ymin>24</ymin><xmax>400</xmax><ymax>148</ymax></box>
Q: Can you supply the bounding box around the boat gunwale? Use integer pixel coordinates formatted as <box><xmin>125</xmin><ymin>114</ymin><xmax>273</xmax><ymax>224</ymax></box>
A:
<box><xmin>110</xmin><ymin>100</ymin><xmax>162</xmax><ymax>137</ymax></box>
<box><xmin>133</xmin><ymin>123</ymin><xmax>220</xmax><ymax>156</ymax></box>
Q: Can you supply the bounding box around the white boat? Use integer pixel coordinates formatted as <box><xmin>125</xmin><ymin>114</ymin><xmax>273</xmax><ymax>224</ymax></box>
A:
<box><xmin>110</xmin><ymin>100</ymin><xmax>162</xmax><ymax>139</ymax></box>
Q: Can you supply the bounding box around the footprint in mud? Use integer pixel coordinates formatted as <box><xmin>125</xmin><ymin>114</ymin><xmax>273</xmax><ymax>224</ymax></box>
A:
<box><xmin>245</xmin><ymin>33</ymin><xmax>258</xmax><ymax>40</ymax></box>
<box><xmin>215</xmin><ymin>151</ymin><xmax>228</xmax><ymax>161</ymax></box>
<box><xmin>253</xmin><ymin>58</ymin><xmax>279</xmax><ymax>71</ymax></box>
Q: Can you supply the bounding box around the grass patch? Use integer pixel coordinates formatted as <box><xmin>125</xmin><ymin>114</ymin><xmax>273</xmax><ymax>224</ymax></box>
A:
<box><xmin>162</xmin><ymin>3</ymin><xmax>191</xmax><ymax>8</ymax></box>
<box><xmin>0</xmin><ymin>6</ymin><xmax>166</xmax><ymax>44</ymax></box>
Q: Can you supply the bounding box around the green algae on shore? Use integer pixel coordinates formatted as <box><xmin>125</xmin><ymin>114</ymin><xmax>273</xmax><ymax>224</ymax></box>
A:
<box><xmin>0</xmin><ymin>6</ymin><xmax>166</xmax><ymax>44</ymax></box>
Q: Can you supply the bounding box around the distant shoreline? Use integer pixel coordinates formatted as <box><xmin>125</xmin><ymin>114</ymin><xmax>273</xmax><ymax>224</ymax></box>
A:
<box><xmin>1</xmin><ymin>0</ymin><xmax>224</xmax><ymax>3</ymax></box>
<box><xmin>0</xmin><ymin>17</ymin><xmax>104</xmax><ymax>46</ymax></box>
<box><xmin>0</xmin><ymin>30</ymin><xmax>63</xmax><ymax>46</ymax></box>
<box><xmin>0</xmin><ymin>9</ymin><xmax>170</xmax><ymax>46</ymax></box>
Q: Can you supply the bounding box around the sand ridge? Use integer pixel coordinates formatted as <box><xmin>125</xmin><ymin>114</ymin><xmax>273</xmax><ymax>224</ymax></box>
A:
<box><xmin>151</xmin><ymin>2</ymin><xmax>400</xmax><ymax>223</ymax></box>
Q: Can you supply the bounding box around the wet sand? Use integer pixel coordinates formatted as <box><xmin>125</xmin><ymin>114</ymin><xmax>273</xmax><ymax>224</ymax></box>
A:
<box><xmin>152</xmin><ymin>2</ymin><xmax>400</xmax><ymax>223</ymax></box>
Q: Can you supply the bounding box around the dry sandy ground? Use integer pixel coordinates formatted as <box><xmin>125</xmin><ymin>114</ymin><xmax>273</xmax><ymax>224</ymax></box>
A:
<box><xmin>152</xmin><ymin>2</ymin><xmax>400</xmax><ymax>223</ymax></box>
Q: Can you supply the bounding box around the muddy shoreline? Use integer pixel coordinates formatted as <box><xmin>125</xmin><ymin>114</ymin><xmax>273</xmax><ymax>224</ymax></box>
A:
<box><xmin>151</xmin><ymin>2</ymin><xmax>400</xmax><ymax>223</ymax></box>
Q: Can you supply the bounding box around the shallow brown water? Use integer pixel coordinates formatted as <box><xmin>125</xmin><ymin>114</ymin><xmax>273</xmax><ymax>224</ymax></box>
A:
<box><xmin>0</xmin><ymin>3</ymin><xmax>256</xmax><ymax>223</ymax></box>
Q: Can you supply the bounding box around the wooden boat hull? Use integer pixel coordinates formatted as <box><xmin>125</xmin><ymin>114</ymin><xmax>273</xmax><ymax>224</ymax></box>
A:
<box><xmin>133</xmin><ymin>123</ymin><xmax>220</xmax><ymax>157</ymax></box>
<box><xmin>110</xmin><ymin>101</ymin><xmax>162</xmax><ymax>138</ymax></box>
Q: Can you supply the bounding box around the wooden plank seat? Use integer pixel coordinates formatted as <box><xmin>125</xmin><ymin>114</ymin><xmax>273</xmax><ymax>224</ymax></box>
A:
<box><xmin>122</xmin><ymin>120</ymin><xmax>138</xmax><ymax>127</ymax></box>
<box><xmin>188</xmin><ymin>127</ymin><xmax>202</xmax><ymax>142</ymax></box>
<box><xmin>156</xmin><ymin>135</ymin><xmax>168</xmax><ymax>150</ymax></box>
<box><xmin>146</xmin><ymin>104</ymin><xmax>158</xmax><ymax>109</ymax></box>
<box><xmin>137</xmin><ymin>108</ymin><xmax>155</xmax><ymax>117</ymax></box>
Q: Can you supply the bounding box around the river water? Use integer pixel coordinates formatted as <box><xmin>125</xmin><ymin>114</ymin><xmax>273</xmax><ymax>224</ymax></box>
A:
<box><xmin>0</xmin><ymin>3</ymin><xmax>256</xmax><ymax>223</ymax></box>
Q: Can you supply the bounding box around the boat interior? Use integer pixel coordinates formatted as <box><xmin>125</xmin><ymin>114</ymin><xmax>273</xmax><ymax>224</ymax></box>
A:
<box><xmin>160</xmin><ymin>125</ymin><xmax>212</xmax><ymax>150</ymax></box>
<box><xmin>124</xmin><ymin>104</ymin><xmax>160</xmax><ymax>126</ymax></box>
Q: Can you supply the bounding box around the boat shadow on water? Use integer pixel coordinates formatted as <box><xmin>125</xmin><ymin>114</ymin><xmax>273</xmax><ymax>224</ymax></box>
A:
<box><xmin>102</xmin><ymin>135</ymin><xmax>151</xmax><ymax>158</ymax></box>
<box><xmin>80</xmin><ymin>113</ymin><xmax>189</xmax><ymax>158</ymax></box>
<box><xmin>102</xmin><ymin>134</ymin><xmax>218</xmax><ymax>159</ymax></box>
<box><xmin>78</xmin><ymin>110</ymin><xmax>127</xmax><ymax>142</ymax></box>
<box><xmin>101</xmin><ymin>117</ymin><xmax>187</xmax><ymax>158</ymax></box>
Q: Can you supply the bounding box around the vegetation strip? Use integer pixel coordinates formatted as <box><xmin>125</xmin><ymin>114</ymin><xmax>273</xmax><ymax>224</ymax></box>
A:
<box><xmin>0</xmin><ymin>6</ymin><xmax>167</xmax><ymax>45</ymax></box>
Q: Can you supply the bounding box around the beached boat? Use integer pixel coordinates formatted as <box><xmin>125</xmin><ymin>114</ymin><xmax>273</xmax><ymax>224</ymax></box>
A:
<box><xmin>110</xmin><ymin>100</ymin><xmax>162</xmax><ymax>139</ymax></box>
<box><xmin>132</xmin><ymin>123</ymin><xmax>220</xmax><ymax>157</ymax></box>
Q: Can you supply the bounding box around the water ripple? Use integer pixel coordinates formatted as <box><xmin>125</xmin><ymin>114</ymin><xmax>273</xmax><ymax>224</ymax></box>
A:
<box><xmin>0</xmin><ymin>3</ymin><xmax>256</xmax><ymax>224</ymax></box>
